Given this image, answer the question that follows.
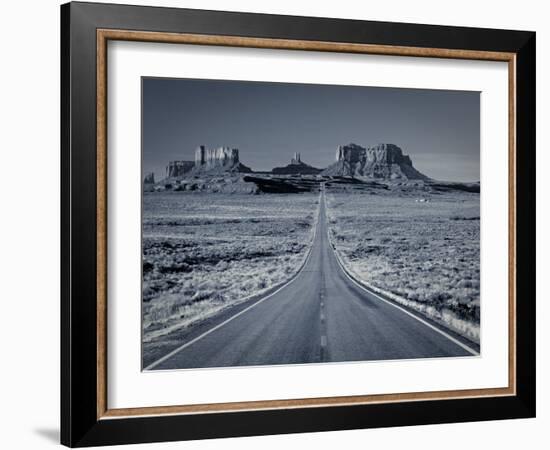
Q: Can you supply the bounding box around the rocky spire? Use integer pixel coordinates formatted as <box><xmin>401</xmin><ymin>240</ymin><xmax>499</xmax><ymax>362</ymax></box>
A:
<box><xmin>272</xmin><ymin>152</ymin><xmax>321</xmax><ymax>175</ymax></box>
<box><xmin>143</xmin><ymin>172</ymin><xmax>155</xmax><ymax>184</ymax></box>
<box><xmin>291</xmin><ymin>152</ymin><xmax>301</xmax><ymax>164</ymax></box>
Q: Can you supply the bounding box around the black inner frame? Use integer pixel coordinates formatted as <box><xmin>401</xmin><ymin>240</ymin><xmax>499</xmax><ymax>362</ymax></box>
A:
<box><xmin>61</xmin><ymin>2</ymin><xmax>536</xmax><ymax>447</ymax></box>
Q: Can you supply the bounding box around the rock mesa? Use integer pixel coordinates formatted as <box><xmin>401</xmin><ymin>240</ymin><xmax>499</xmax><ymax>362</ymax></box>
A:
<box><xmin>323</xmin><ymin>143</ymin><xmax>429</xmax><ymax>180</ymax></box>
<box><xmin>272</xmin><ymin>152</ymin><xmax>322</xmax><ymax>175</ymax></box>
<box><xmin>192</xmin><ymin>145</ymin><xmax>252</xmax><ymax>174</ymax></box>
<box><xmin>166</xmin><ymin>161</ymin><xmax>194</xmax><ymax>178</ymax></box>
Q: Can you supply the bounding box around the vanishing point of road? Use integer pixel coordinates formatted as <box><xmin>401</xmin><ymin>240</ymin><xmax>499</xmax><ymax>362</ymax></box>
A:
<box><xmin>146</xmin><ymin>186</ymin><xmax>478</xmax><ymax>370</ymax></box>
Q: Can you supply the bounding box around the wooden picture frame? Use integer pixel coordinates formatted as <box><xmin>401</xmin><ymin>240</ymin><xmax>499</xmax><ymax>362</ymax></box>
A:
<box><xmin>61</xmin><ymin>1</ymin><xmax>535</xmax><ymax>447</ymax></box>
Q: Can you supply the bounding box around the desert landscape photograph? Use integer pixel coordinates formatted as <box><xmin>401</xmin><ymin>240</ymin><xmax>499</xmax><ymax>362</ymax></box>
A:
<box><xmin>141</xmin><ymin>77</ymin><xmax>481</xmax><ymax>370</ymax></box>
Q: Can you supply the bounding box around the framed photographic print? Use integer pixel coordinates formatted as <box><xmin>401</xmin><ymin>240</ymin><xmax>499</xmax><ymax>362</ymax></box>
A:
<box><xmin>60</xmin><ymin>1</ymin><xmax>536</xmax><ymax>447</ymax></box>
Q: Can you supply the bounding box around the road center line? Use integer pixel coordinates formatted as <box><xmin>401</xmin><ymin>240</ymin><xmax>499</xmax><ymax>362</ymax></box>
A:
<box><xmin>145</xmin><ymin>189</ymin><xmax>324</xmax><ymax>371</ymax></box>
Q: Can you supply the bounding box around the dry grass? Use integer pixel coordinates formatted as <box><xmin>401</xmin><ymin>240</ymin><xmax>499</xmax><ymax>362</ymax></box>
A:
<box><xmin>142</xmin><ymin>192</ymin><xmax>318</xmax><ymax>342</ymax></box>
<box><xmin>326</xmin><ymin>190</ymin><xmax>480</xmax><ymax>342</ymax></box>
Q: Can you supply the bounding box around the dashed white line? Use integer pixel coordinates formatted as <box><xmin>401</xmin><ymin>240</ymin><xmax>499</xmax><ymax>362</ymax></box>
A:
<box><xmin>144</xmin><ymin>189</ymin><xmax>324</xmax><ymax>371</ymax></box>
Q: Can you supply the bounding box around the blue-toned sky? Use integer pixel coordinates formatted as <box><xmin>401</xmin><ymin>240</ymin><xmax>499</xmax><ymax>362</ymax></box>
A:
<box><xmin>143</xmin><ymin>77</ymin><xmax>480</xmax><ymax>182</ymax></box>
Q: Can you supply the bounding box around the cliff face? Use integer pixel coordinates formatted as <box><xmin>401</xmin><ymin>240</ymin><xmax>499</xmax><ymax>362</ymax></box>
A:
<box><xmin>166</xmin><ymin>161</ymin><xmax>194</xmax><ymax>178</ymax></box>
<box><xmin>272</xmin><ymin>152</ymin><xmax>322</xmax><ymax>175</ymax></box>
<box><xmin>192</xmin><ymin>145</ymin><xmax>252</xmax><ymax>174</ymax></box>
<box><xmin>143</xmin><ymin>172</ymin><xmax>156</xmax><ymax>191</ymax></box>
<box><xmin>164</xmin><ymin>146</ymin><xmax>252</xmax><ymax>179</ymax></box>
<box><xmin>323</xmin><ymin>143</ymin><xmax>429</xmax><ymax>180</ymax></box>
<box><xmin>143</xmin><ymin>172</ymin><xmax>155</xmax><ymax>184</ymax></box>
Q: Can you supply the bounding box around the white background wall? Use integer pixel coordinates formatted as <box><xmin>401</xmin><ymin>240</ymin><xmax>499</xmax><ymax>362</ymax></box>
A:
<box><xmin>0</xmin><ymin>0</ymin><xmax>546</xmax><ymax>448</ymax></box>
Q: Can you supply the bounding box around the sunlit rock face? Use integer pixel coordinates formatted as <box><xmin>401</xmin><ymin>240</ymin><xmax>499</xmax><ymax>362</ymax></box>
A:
<box><xmin>324</xmin><ymin>143</ymin><xmax>430</xmax><ymax>180</ymax></box>
<box><xmin>290</xmin><ymin>152</ymin><xmax>301</xmax><ymax>165</ymax></box>
<box><xmin>166</xmin><ymin>161</ymin><xmax>194</xmax><ymax>178</ymax></box>
<box><xmin>193</xmin><ymin>145</ymin><xmax>252</xmax><ymax>174</ymax></box>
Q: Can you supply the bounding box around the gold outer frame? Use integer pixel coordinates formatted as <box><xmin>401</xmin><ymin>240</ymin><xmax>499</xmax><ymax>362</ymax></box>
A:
<box><xmin>96</xmin><ymin>29</ymin><xmax>516</xmax><ymax>420</ymax></box>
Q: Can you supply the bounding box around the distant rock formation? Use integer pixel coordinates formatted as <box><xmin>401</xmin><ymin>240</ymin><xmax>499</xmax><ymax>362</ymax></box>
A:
<box><xmin>143</xmin><ymin>172</ymin><xmax>155</xmax><ymax>184</ymax></box>
<box><xmin>291</xmin><ymin>152</ymin><xmax>302</xmax><ymax>165</ymax></box>
<box><xmin>192</xmin><ymin>145</ymin><xmax>252</xmax><ymax>174</ymax></box>
<box><xmin>166</xmin><ymin>161</ymin><xmax>194</xmax><ymax>178</ymax></box>
<box><xmin>322</xmin><ymin>143</ymin><xmax>429</xmax><ymax>180</ymax></box>
<box><xmin>143</xmin><ymin>172</ymin><xmax>156</xmax><ymax>192</ymax></box>
<box><xmin>272</xmin><ymin>152</ymin><xmax>322</xmax><ymax>175</ymax></box>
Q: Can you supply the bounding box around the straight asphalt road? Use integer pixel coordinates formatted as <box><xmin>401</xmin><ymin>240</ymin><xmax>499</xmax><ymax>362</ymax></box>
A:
<box><xmin>147</xmin><ymin>187</ymin><xmax>477</xmax><ymax>370</ymax></box>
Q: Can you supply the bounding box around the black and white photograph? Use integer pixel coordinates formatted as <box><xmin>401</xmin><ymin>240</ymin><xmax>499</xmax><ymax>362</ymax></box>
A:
<box><xmin>141</xmin><ymin>77</ymin><xmax>481</xmax><ymax>370</ymax></box>
<box><xmin>0</xmin><ymin>0</ymin><xmax>542</xmax><ymax>447</ymax></box>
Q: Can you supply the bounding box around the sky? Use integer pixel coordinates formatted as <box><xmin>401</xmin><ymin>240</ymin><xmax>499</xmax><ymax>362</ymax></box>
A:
<box><xmin>142</xmin><ymin>77</ymin><xmax>480</xmax><ymax>182</ymax></box>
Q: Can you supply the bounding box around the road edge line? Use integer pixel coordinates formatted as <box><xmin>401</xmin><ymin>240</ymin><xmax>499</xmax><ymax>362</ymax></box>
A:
<box><xmin>144</xmin><ymin>190</ymin><xmax>323</xmax><ymax>370</ymax></box>
<box><xmin>323</xmin><ymin>191</ymin><xmax>480</xmax><ymax>357</ymax></box>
